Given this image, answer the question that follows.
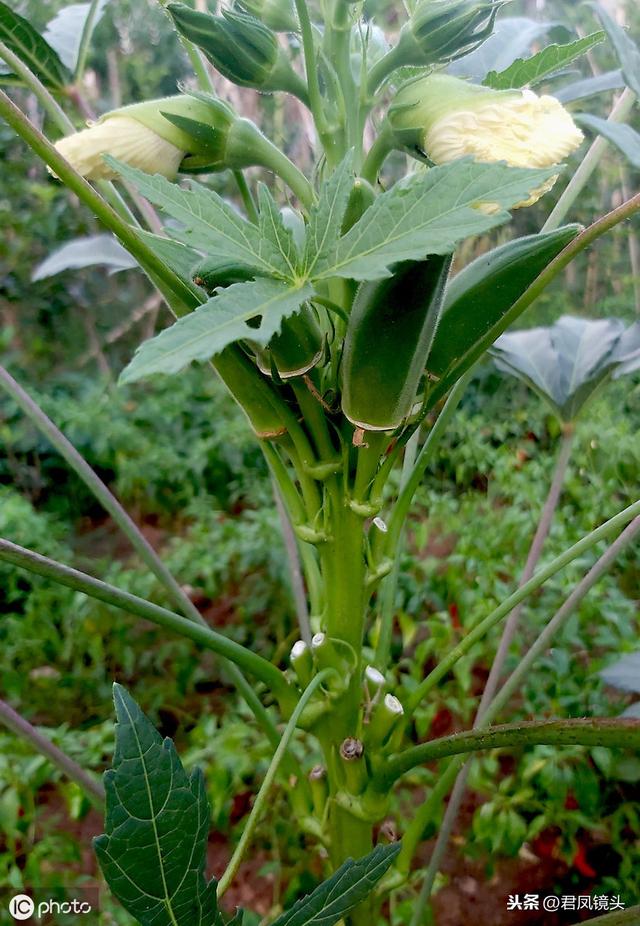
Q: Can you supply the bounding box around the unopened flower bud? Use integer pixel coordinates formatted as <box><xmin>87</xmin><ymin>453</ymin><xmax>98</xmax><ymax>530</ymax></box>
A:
<box><xmin>401</xmin><ymin>0</ymin><xmax>502</xmax><ymax>68</ymax></box>
<box><xmin>389</xmin><ymin>74</ymin><xmax>584</xmax><ymax>206</ymax></box>
<box><xmin>168</xmin><ymin>4</ymin><xmax>306</xmax><ymax>98</ymax></box>
<box><xmin>53</xmin><ymin>94</ymin><xmax>236</xmax><ymax>181</ymax></box>
<box><xmin>368</xmin><ymin>0</ymin><xmax>503</xmax><ymax>92</ymax></box>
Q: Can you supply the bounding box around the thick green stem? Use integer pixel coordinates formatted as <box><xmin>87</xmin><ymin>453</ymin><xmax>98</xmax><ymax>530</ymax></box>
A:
<box><xmin>316</xmin><ymin>487</ymin><xmax>376</xmax><ymax>913</ymax></box>
<box><xmin>330</xmin><ymin>807</ymin><xmax>374</xmax><ymax>926</ymax></box>
<box><xmin>322</xmin><ymin>498</ymin><xmax>367</xmax><ymax>654</ymax></box>
<box><xmin>0</xmin><ymin>539</ymin><xmax>296</xmax><ymax>709</ymax></box>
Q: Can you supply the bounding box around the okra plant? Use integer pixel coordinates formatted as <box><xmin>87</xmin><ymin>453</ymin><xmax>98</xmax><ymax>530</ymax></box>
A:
<box><xmin>2</xmin><ymin>0</ymin><xmax>640</xmax><ymax>923</ymax></box>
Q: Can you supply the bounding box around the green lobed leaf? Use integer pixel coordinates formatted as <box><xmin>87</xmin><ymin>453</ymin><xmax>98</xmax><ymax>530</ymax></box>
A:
<box><xmin>106</xmin><ymin>159</ymin><xmax>296</xmax><ymax>281</ymax></box>
<box><xmin>575</xmin><ymin>113</ymin><xmax>640</xmax><ymax>169</ymax></box>
<box><xmin>94</xmin><ymin>685</ymin><xmax>222</xmax><ymax>926</ymax></box>
<box><xmin>483</xmin><ymin>32</ymin><xmax>605</xmax><ymax>90</ymax></box>
<box><xmin>120</xmin><ymin>279</ymin><xmax>313</xmax><ymax>383</ymax></box>
<box><xmin>257</xmin><ymin>183</ymin><xmax>301</xmax><ymax>279</ymax></box>
<box><xmin>270</xmin><ymin>844</ymin><xmax>401</xmax><ymax>926</ymax></box>
<box><xmin>593</xmin><ymin>3</ymin><xmax>640</xmax><ymax>98</ymax></box>
<box><xmin>302</xmin><ymin>152</ymin><xmax>354</xmax><ymax>279</ymax></box>
<box><xmin>313</xmin><ymin>160</ymin><xmax>559</xmax><ymax>282</ymax></box>
<box><xmin>0</xmin><ymin>0</ymin><xmax>70</xmax><ymax>88</ymax></box>
<box><xmin>426</xmin><ymin>224</ymin><xmax>581</xmax><ymax>407</ymax></box>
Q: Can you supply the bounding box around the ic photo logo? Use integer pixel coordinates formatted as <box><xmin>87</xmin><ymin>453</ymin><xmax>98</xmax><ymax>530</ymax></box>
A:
<box><xmin>8</xmin><ymin>895</ymin><xmax>35</xmax><ymax>920</ymax></box>
<box><xmin>7</xmin><ymin>890</ymin><xmax>97</xmax><ymax>922</ymax></box>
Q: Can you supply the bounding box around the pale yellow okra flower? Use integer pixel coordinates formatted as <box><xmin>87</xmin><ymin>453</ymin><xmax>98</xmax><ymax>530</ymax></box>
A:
<box><xmin>389</xmin><ymin>73</ymin><xmax>584</xmax><ymax>207</ymax></box>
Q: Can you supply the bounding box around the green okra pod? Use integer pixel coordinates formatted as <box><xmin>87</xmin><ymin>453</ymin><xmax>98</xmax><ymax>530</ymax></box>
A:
<box><xmin>427</xmin><ymin>224</ymin><xmax>582</xmax><ymax>382</ymax></box>
<box><xmin>341</xmin><ymin>254</ymin><xmax>451</xmax><ymax>431</ymax></box>
<box><xmin>213</xmin><ymin>347</ymin><xmax>288</xmax><ymax>439</ymax></box>
<box><xmin>341</xmin><ymin>178</ymin><xmax>376</xmax><ymax>235</ymax></box>
<box><xmin>254</xmin><ymin>304</ymin><xmax>324</xmax><ymax>379</ymax></box>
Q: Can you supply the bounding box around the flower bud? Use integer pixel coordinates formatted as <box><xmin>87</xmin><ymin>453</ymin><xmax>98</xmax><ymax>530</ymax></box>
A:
<box><xmin>168</xmin><ymin>4</ymin><xmax>305</xmax><ymax>98</ymax></box>
<box><xmin>53</xmin><ymin>94</ymin><xmax>236</xmax><ymax>181</ymax></box>
<box><xmin>389</xmin><ymin>74</ymin><xmax>584</xmax><ymax>206</ymax></box>
<box><xmin>237</xmin><ymin>0</ymin><xmax>298</xmax><ymax>33</ymax></box>
<box><xmin>397</xmin><ymin>0</ymin><xmax>503</xmax><ymax>68</ymax></box>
